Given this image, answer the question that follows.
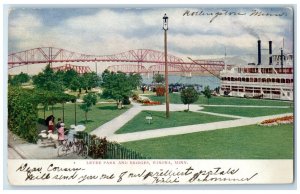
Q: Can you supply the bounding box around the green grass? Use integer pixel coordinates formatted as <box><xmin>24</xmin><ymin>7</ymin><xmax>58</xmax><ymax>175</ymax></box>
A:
<box><xmin>197</xmin><ymin>95</ymin><xmax>293</xmax><ymax>106</ymax></box>
<box><xmin>116</xmin><ymin>110</ymin><xmax>234</xmax><ymax>134</ymax></box>
<box><xmin>148</xmin><ymin>93</ymin><xmax>293</xmax><ymax>106</ymax></box>
<box><xmin>122</xmin><ymin>123</ymin><xmax>294</xmax><ymax>159</ymax></box>
<box><xmin>38</xmin><ymin>103</ymin><xmax>131</xmax><ymax>133</ymax></box>
<box><xmin>65</xmin><ymin>90</ymin><xmax>116</xmax><ymax>103</ymax></box>
<box><xmin>148</xmin><ymin>93</ymin><xmax>182</xmax><ymax>104</ymax></box>
<box><xmin>202</xmin><ymin>106</ymin><xmax>293</xmax><ymax>117</ymax></box>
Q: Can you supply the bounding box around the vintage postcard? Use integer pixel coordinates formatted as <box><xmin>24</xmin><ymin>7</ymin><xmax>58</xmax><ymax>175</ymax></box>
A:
<box><xmin>6</xmin><ymin>5</ymin><xmax>294</xmax><ymax>186</ymax></box>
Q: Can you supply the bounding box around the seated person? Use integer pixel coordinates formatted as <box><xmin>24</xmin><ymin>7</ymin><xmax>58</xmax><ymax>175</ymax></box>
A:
<box><xmin>58</xmin><ymin>123</ymin><xmax>65</xmax><ymax>145</ymax></box>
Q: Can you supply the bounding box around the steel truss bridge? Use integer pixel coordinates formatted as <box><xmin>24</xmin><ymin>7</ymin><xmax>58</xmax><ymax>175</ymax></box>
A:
<box><xmin>8</xmin><ymin>47</ymin><xmax>229</xmax><ymax>74</ymax></box>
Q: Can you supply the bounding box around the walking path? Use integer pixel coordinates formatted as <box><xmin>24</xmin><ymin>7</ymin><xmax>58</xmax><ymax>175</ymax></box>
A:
<box><xmin>8</xmin><ymin>130</ymin><xmax>87</xmax><ymax>159</ymax></box>
<box><xmin>8</xmin><ymin>147</ymin><xmax>23</xmax><ymax>159</ymax></box>
<box><xmin>90</xmin><ymin>100</ymin><xmax>293</xmax><ymax>143</ymax></box>
<box><xmin>8</xmin><ymin>98</ymin><xmax>293</xmax><ymax>159</ymax></box>
<box><xmin>107</xmin><ymin>113</ymin><xmax>292</xmax><ymax>143</ymax></box>
<box><xmin>197</xmin><ymin>111</ymin><xmax>246</xmax><ymax>119</ymax></box>
<box><xmin>90</xmin><ymin>102</ymin><xmax>205</xmax><ymax>137</ymax></box>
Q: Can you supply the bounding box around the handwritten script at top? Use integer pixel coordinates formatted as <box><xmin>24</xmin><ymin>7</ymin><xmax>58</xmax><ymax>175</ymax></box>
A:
<box><xmin>15</xmin><ymin>163</ymin><xmax>258</xmax><ymax>184</ymax></box>
<box><xmin>183</xmin><ymin>9</ymin><xmax>288</xmax><ymax>23</ymax></box>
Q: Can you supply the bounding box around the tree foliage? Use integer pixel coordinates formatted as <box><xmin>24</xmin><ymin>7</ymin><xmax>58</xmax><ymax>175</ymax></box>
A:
<box><xmin>8</xmin><ymin>72</ymin><xmax>30</xmax><ymax>86</ymax></box>
<box><xmin>63</xmin><ymin>69</ymin><xmax>78</xmax><ymax>86</ymax></box>
<box><xmin>82</xmin><ymin>72</ymin><xmax>101</xmax><ymax>91</ymax></box>
<box><xmin>32</xmin><ymin>64</ymin><xmax>64</xmax><ymax>92</ymax></box>
<box><xmin>80</xmin><ymin>93</ymin><xmax>97</xmax><ymax>123</ymax></box>
<box><xmin>70</xmin><ymin>77</ymin><xmax>81</xmax><ymax>93</ymax></box>
<box><xmin>32</xmin><ymin>65</ymin><xmax>101</xmax><ymax>94</ymax></box>
<box><xmin>153</xmin><ymin>73</ymin><xmax>164</xmax><ymax>84</ymax></box>
<box><xmin>34</xmin><ymin>89</ymin><xmax>76</xmax><ymax>118</ymax></box>
<box><xmin>203</xmin><ymin>86</ymin><xmax>212</xmax><ymax>104</ymax></box>
<box><xmin>8</xmin><ymin>86</ymin><xmax>38</xmax><ymax>143</ymax></box>
<box><xmin>128</xmin><ymin>73</ymin><xmax>142</xmax><ymax>89</ymax></box>
<box><xmin>101</xmin><ymin>70</ymin><xmax>141</xmax><ymax>108</ymax></box>
<box><xmin>180</xmin><ymin>87</ymin><xmax>199</xmax><ymax>111</ymax></box>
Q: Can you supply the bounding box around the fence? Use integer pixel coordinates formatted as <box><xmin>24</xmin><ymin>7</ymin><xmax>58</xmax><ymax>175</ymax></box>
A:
<box><xmin>76</xmin><ymin>131</ymin><xmax>150</xmax><ymax>159</ymax></box>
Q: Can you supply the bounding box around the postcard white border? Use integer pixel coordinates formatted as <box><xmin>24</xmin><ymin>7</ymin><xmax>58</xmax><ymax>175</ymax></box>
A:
<box><xmin>7</xmin><ymin>159</ymin><xmax>293</xmax><ymax>185</ymax></box>
<box><xmin>2</xmin><ymin>1</ymin><xmax>299</xmax><ymax>191</ymax></box>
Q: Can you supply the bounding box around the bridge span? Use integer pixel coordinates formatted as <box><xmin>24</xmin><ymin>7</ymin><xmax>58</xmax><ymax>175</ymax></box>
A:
<box><xmin>8</xmin><ymin>47</ymin><xmax>230</xmax><ymax>74</ymax></box>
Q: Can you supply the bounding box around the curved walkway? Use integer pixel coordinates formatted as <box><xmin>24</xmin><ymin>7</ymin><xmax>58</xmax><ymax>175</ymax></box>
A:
<box><xmin>90</xmin><ymin>100</ymin><xmax>292</xmax><ymax>143</ymax></box>
<box><xmin>107</xmin><ymin>113</ymin><xmax>292</xmax><ymax>143</ymax></box>
<box><xmin>90</xmin><ymin>102</ymin><xmax>205</xmax><ymax>137</ymax></box>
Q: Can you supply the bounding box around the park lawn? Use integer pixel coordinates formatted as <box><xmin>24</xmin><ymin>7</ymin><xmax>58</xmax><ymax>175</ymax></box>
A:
<box><xmin>197</xmin><ymin>95</ymin><xmax>292</xmax><ymax>106</ymax></box>
<box><xmin>148</xmin><ymin>93</ymin><xmax>292</xmax><ymax>106</ymax></box>
<box><xmin>202</xmin><ymin>106</ymin><xmax>293</xmax><ymax>117</ymax></box>
<box><xmin>122</xmin><ymin>123</ymin><xmax>294</xmax><ymax>159</ymax></box>
<box><xmin>116</xmin><ymin>110</ymin><xmax>234</xmax><ymax>134</ymax></box>
<box><xmin>148</xmin><ymin>93</ymin><xmax>182</xmax><ymax>104</ymax></box>
<box><xmin>38</xmin><ymin>103</ymin><xmax>132</xmax><ymax>133</ymax></box>
<box><xmin>65</xmin><ymin>90</ymin><xmax>116</xmax><ymax>103</ymax></box>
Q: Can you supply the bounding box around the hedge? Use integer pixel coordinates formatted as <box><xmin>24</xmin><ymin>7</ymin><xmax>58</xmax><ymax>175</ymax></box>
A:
<box><xmin>8</xmin><ymin>86</ymin><xmax>38</xmax><ymax>143</ymax></box>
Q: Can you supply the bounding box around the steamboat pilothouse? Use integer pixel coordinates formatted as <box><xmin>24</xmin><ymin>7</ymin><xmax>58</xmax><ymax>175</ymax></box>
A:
<box><xmin>220</xmin><ymin>40</ymin><xmax>293</xmax><ymax>101</ymax></box>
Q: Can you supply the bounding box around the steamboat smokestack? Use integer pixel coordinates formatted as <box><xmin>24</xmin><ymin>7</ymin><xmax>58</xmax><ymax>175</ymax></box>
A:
<box><xmin>280</xmin><ymin>48</ymin><xmax>284</xmax><ymax>70</ymax></box>
<box><xmin>269</xmin><ymin>41</ymin><xmax>272</xmax><ymax>65</ymax></box>
<box><xmin>257</xmin><ymin>40</ymin><xmax>261</xmax><ymax>65</ymax></box>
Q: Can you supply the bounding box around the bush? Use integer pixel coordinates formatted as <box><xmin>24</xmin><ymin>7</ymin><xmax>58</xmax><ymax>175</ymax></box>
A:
<box><xmin>8</xmin><ymin>86</ymin><xmax>38</xmax><ymax>143</ymax></box>
<box><xmin>122</xmin><ymin>96</ymin><xmax>131</xmax><ymax>105</ymax></box>
<box><xmin>181</xmin><ymin>87</ymin><xmax>199</xmax><ymax>111</ymax></box>
<box><xmin>88</xmin><ymin>135</ymin><xmax>108</xmax><ymax>159</ymax></box>
<box><xmin>142</xmin><ymin>99</ymin><xmax>150</xmax><ymax>103</ymax></box>
<box><xmin>156</xmin><ymin>85</ymin><xmax>165</xmax><ymax>96</ymax></box>
<box><xmin>131</xmin><ymin>93</ymin><xmax>139</xmax><ymax>101</ymax></box>
<box><xmin>143</xmin><ymin>101</ymin><xmax>161</xmax><ymax>106</ymax></box>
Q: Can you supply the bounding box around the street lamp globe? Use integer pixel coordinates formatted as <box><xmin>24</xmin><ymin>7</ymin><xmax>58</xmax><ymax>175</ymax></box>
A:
<box><xmin>163</xmin><ymin>13</ymin><xmax>168</xmax><ymax>31</ymax></box>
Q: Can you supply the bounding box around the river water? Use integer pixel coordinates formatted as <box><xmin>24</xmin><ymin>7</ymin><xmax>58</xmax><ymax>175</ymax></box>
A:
<box><xmin>141</xmin><ymin>75</ymin><xmax>220</xmax><ymax>90</ymax></box>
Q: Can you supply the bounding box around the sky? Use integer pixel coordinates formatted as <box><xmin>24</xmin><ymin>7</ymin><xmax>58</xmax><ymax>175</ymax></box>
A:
<box><xmin>7</xmin><ymin>6</ymin><xmax>294</xmax><ymax>74</ymax></box>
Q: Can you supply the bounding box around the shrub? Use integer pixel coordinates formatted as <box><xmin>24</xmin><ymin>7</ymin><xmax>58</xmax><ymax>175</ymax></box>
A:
<box><xmin>88</xmin><ymin>135</ymin><xmax>108</xmax><ymax>159</ymax></box>
<box><xmin>259</xmin><ymin>116</ymin><xmax>293</xmax><ymax>126</ymax></box>
<box><xmin>122</xmin><ymin>96</ymin><xmax>131</xmax><ymax>105</ymax></box>
<box><xmin>142</xmin><ymin>99</ymin><xmax>151</xmax><ymax>103</ymax></box>
<box><xmin>181</xmin><ymin>87</ymin><xmax>199</xmax><ymax>111</ymax></box>
<box><xmin>156</xmin><ymin>85</ymin><xmax>165</xmax><ymax>96</ymax></box>
<box><xmin>143</xmin><ymin>101</ymin><xmax>161</xmax><ymax>106</ymax></box>
<box><xmin>8</xmin><ymin>86</ymin><xmax>38</xmax><ymax>143</ymax></box>
<box><xmin>132</xmin><ymin>93</ymin><xmax>139</xmax><ymax>101</ymax></box>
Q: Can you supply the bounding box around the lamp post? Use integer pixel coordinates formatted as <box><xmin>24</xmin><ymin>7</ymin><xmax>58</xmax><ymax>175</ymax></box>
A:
<box><xmin>163</xmin><ymin>13</ymin><xmax>170</xmax><ymax>118</ymax></box>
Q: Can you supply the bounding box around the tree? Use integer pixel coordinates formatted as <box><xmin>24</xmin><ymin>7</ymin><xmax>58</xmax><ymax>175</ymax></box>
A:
<box><xmin>83</xmin><ymin>72</ymin><xmax>101</xmax><ymax>91</ymax></box>
<box><xmin>101</xmin><ymin>70</ymin><xmax>138</xmax><ymax>108</ymax></box>
<box><xmin>153</xmin><ymin>73</ymin><xmax>164</xmax><ymax>84</ymax></box>
<box><xmin>32</xmin><ymin>64</ymin><xmax>64</xmax><ymax>92</ymax></box>
<box><xmin>8</xmin><ymin>72</ymin><xmax>30</xmax><ymax>86</ymax></box>
<box><xmin>70</xmin><ymin>77</ymin><xmax>81</xmax><ymax>94</ymax></box>
<box><xmin>56</xmin><ymin>93</ymin><xmax>76</xmax><ymax>122</ymax></box>
<box><xmin>80</xmin><ymin>93</ymin><xmax>97</xmax><ymax>123</ymax></box>
<box><xmin>128</xmin><ymin>73</ymin><xmax>142</xmax><ymax>89</ymax></box>
<box><xmin>34</xmin><ymin>90</ymin><xmax>58</xmax><ymax>117</ymax></box>
<box><xmin>63</xmin><ymin>69</ymin><xmax>78</xmax><ymax>87</ymax></box>
<box><xmin>34</xmin><ymin>89</ymin><xmax>76</xmax><ymax>120</ymax></box>
<box><xmin>55</xmin><ymin>70</ymin><xmax>66</xmax><ymax>87</ymax></box>
<box><xmin>180</xmin><ymin>87</ymin><xmax>199</xmax><ymax>111</ymax></box>
<box><xmin>203</xmin><ymin>86</ymin><xmax>212</xmax><ymax>105</ymax></box>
